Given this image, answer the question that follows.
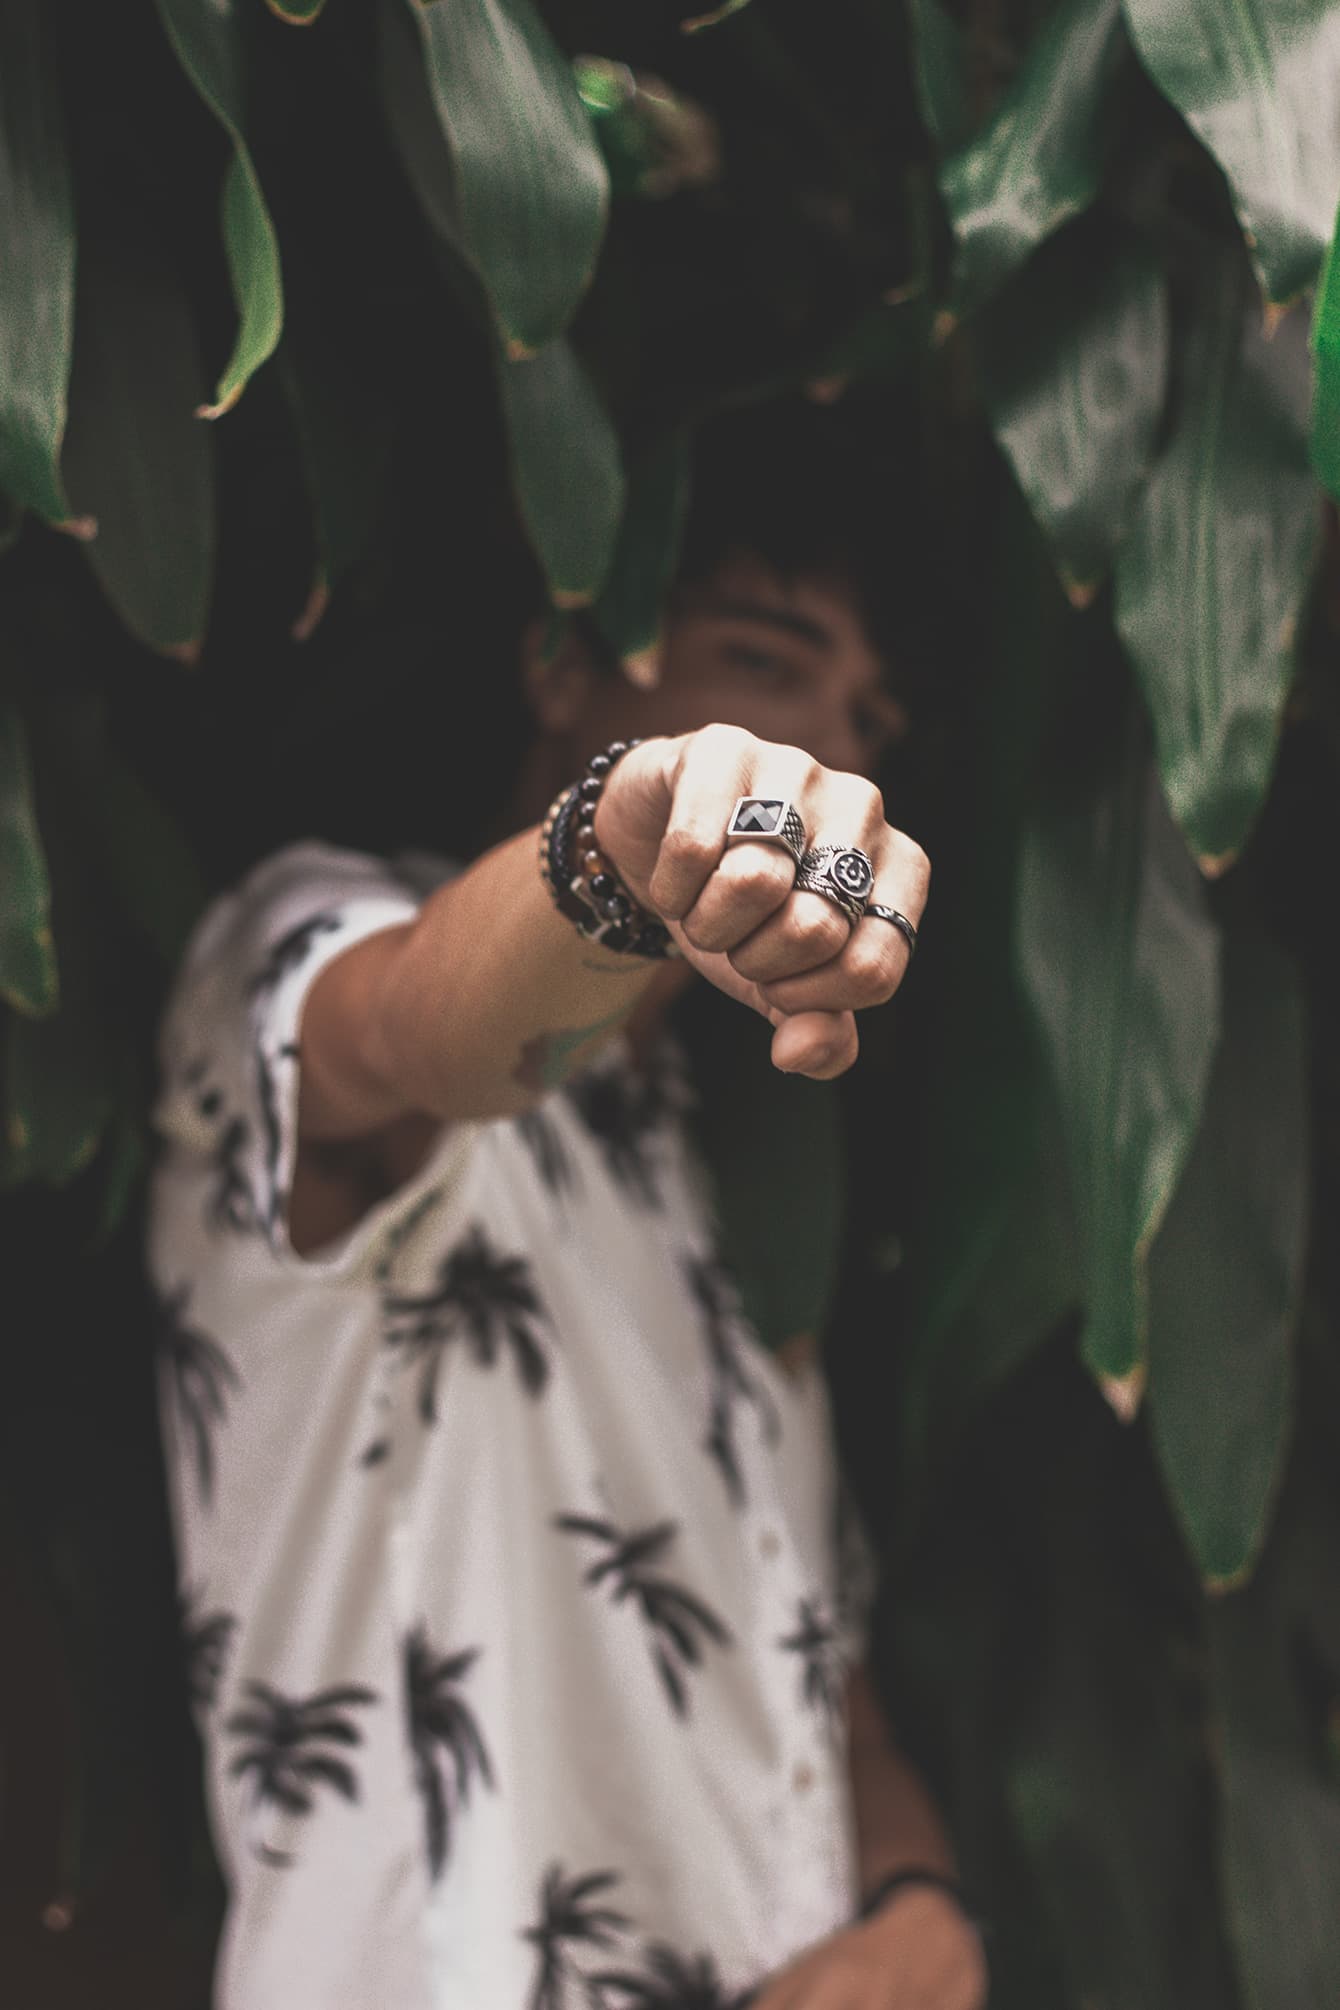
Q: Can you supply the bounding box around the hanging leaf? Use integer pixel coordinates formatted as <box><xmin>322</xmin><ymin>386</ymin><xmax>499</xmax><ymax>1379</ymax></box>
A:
<box><xmin>936</xmin><ymin>0</ymin><xmax>1128</xmax><ymax>319</ymax></box>
<box><xmin>498</xmin><ymin>340</ymin><xmax>624</xmax><ymax>609</ymax></box>
<box><xmin>4</xmin><ymin>973</ymin><xmax>110</xmax><ymax>1186</ymax></box>
<box><xmin>905</xmin><ymin>0</ymin><xmax>971</xmax><ymax>156</ymax></box>
<box><xmin>0</xmin><ymin>0</ymin><xmax>83</xmax><ymax>529</ymax></box>
<box><xmin>1146</xmin><ymin>924</ymin><xmax>1306</xmax><ymax>1590</ymax></box>
<box><xmin>60</xmin><ymin>213</ymin><xmax>214</xmax><ymax>661</ymax></box>
<box><xmin>265</xmin><ymin>0</ymin><xmax>325</xmax><ymax>20</ymax></box>
<box><xmin>594</xmin><ymin>431</ymin><xmax>690</xmax><ymax>681</ymax></box>
<box><xmin>978</xmin><ymin>217</ymin><xmax>1169</xmax><ymax>602</ymax></box>
<box><xmin>1311</xmin><ymin>199</ymin><xmax>1340</xmax><ymax>501</ymax></box>
<box><xmin>1114</xmin><ymin>242</ymin><xmax>1319</xmax><ymax>873</ymax></box>
<box><xmin>154</xmin><ymin>0</ymin><xmax>284</xmax><ymax>416</ymax></box>
<box><xmin>397</xmin><ymin>0</ymin><xmax>608</xmax><ymax>357</ymax></box>
<box><xmin>0</xmin><ymin>701</ymin><xmax>57</xmax><ymax>1016</ymax></box>
<box><xmin>1208</xmin><ymin>1428</ymin><xmax>1340</xmax><ymax>2010</ymax></box>
<box><xmin>1121</xmin><ymin>0</ymin><xmax>1340</xmax><ymax>306</ymax></box>
<box><xmin>1017</xmin><ymin>717</ymin><xmax>1220</xmax><ymax>1410</ymax></box>
<box><xmin>681</xmin><ymin>0</ymin><xmax>752</xmax><ymax>32</ymax></box>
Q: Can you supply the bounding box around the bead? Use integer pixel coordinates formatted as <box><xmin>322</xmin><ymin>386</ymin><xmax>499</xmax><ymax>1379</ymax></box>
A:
<box><xmin>587</xmin><ymin>752</ymin><xmax>612</xmax><ymax>774</ymax></box>
<box><xmin>582</xmin><ymin>850</ymin><xmax>604</xmax><ymax>873</ymax></box>
<box><xmin>601</xmin><ymin>894</ymin><xmax>631</xmax><ymax>920</ymax></box>
<box><xmin>579</xmin><ymin>775</ymin><xmax>603</xmax><ymax>800</ymax></box>
<box><xmin>589</xmin><ymin>873</ymin><xmax>616</xmax><ymax>898</ymax></box>
<box><xmin>606</xmin><ymin>741</ymin><xmax>628</xmax><ymax>759</ymax></box>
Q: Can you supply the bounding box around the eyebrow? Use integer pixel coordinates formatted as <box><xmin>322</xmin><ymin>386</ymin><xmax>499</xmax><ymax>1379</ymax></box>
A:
<box><xmin>673</xmin><ymin>593</ymin><xmax>836</xmax><ymax>651</ymax></box>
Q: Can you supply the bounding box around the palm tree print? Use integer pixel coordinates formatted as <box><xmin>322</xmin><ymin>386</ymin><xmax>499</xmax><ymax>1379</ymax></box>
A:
<box><xmin>158</xmin><ymin>1284</ymin><xmax>241</xmax><ymax>1505</ymax></box>
<box><xmin>206</xmin><ymin>1109</ymin><xmax>260</xmax><ymax>1234</ymax></box>
<box><xmin>522</xmin><ymin>1863</ymin><xmax>631</xmax><ymax>2010</ymax></box>
<box><xmin>225</xmin><ymin>1680</ymin><xmax>377</xmax><ymax>1866</ymax></box>
<box><xmin>777</xmin><ymin>1596</ymin><xmax>845</xmax><ymax>1737</ymax></box>
<box><xmin>404</xmin><ymin>1626</ymin><xmax>494</xmax><ymax>1881</ymax></box>
<box><xmin>515</xmin><ymin>1107</ymin><xmax>579</xmax><ymax>1199</ymax></box>
<box><xmin>564</xmin><ymin>1067</ymin><xmax>667</xmax><ymax>1208</ymax></box>
<box><xmin>180</xmin><ymin>1588</ymin><xmax>237</xmax><ymax>1715</ymax></box>
<box><xmin>247</xmin><ymin>910</ymin><xmax>343</xmax><ymax>1000</ymax></box>
<box><xmin>554</xmin><ymin>1514</ymin><xmax>732</xmax><ymax>1718</ymax></box>
<box><xmin>254</xmin><ymin>1040</ymin><xmax>298</xmax><ymax>1237</ymax></box>
<box><xmin>593</xmin><ymin>1944</ymin><xmax>748</xmax><ymax>2009</ymax></box>
<box><xmin>382</xmin><ymin>1225</ymin><xmax>553</xmax><ymax>1423</ymax></box>
<box><xmin>684</xmin><ymin>1256</ymin><xmax>780</xmax><ymax>1508</ymax></box>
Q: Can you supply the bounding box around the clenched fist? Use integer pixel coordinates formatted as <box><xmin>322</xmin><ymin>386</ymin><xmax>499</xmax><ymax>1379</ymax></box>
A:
<box><xmin>595</xmin><ymin>725</ymin><xmax>930</xmax><ymax>1080</ymax></box>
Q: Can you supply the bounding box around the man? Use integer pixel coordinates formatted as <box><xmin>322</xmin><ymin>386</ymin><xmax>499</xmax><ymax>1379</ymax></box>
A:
<box><xmin>149</xmin><ymin>406</ymin><xmax>986</xmax><ymax>2009</ymax></box>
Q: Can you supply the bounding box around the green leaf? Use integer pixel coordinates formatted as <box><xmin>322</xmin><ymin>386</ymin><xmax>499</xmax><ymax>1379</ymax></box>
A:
<box><xmin>4</xmin><ymin>976</ymin><xmax>110</xmax><ymax>1185</ymax></box>
<box><xmin>0</xmin><ymin>0</ymin><xmax>82</xmax><ymax>527</ymax></box>
<box><xmin>1310</xmin><ymin>197</ymin><xmax>1340</xmax><ymax>500</ymax></box>
<box><xmin>498</xmin><ymin>340</ymin><xmax>624</xmax><ymax>609</ymax></box>
<box><xmin>1121</xmin><ymin>0</ymin><xmax>1340</xmax><ymax>306</ymax></box>
<box><xmin>681</xmin><ymin>0</ymin><xmax>752</xmax><ymax>31</ymax></box>
<box><xmin>978</xmin><ymin>219</ymin><xmax>1170</xmax><ymax>603</ymax></box>
<box><xmin>936</xmin><ymin>0</ymin><xmax>1129</xmax><ymax>318</ymax></box>
<box><xmin>265</xmin><ymin>0</ymin><xmax>326</xmax><ymax>19</ymax></box>
<box><xmin>60</xmin><ymin>214</ymin><xmax>215</xmax><ymax>661</ymax></box>
<box><xmin>1017</xmin><ymin>720</ymin><xmax>1220</xmax><ymax>1407</ymax></box>
<box><xmin>1114</xmin><ymin>243</ymin><xmax>1319</xmax><ymax>872</ymax></box>
<box><xmin>398</xmin><ymin>0</ymin><xmax>608</xmax><ymax>357</ymax></box>
<box><xmin>1146</xmin><ymin>924</ymin><xmax>1306</xmax><ymax>1589</ymax></box>
<box><xmin>905</xmin><ymin>0</ymin><xmax>972</xmax><ymax>157</ymax></box>
<box><xmin>0</xmin><ymin>700</ymin><xmax>57</xmax><ymax>1016</ymax></box>
<box><xmin>1208</xmin><ymin>1426</ymin><xmax>1340</xmax><ymax>2010</ymax></box>
<box><xmin>594</xmin><ymin>431</ymin><xmax>690</xmax><ymax>680</ymax></box>
<box><xmin>154</xmin><ymin>0</ymin><xmax>284</xmax><ymax>416</ymax></box>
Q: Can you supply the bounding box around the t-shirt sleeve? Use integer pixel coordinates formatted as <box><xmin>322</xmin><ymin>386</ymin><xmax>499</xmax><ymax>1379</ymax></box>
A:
<box><xmin>152</xmin><ymin>840</ymin><xmax>469</xmax><ymax>1275</ymax></box>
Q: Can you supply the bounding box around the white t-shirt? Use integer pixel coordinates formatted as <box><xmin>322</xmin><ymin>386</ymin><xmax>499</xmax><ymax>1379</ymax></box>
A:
<box><xmin>147</xmin><ymin>841</ymin><xmax>866</xmax><ymax>2010</ymax></box>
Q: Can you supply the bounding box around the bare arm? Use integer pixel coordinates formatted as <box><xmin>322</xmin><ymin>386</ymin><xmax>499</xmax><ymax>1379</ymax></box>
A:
<box><xmin>296</xmin><ymin>725</ymin><xmax>928</xmax><ymax>1142</ymax></box>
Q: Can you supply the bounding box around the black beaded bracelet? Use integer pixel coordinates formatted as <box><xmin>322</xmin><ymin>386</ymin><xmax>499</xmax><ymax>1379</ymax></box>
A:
<box><xmin>538</xmin><ymin>739</ymin><xmax>676</xmax><ymax>961</ymax></box>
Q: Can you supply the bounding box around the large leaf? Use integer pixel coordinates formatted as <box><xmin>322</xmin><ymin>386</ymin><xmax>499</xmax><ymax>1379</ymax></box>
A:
<box><xmin>154</xmin><ymin>0</ymin><xmax>284</xmax><ymax>416</ymax></box>
<box><xmin>1146</xmin><ymin>924</ymin><xmax>1306</xmax><ymax>1589</ymax></box>
<box><xmin>60</xmin><ymin>216</ymin><xmax>214</xmax><ymax>661</ymax></box>
<box><xmin>594</xmin><ymin>431</ymin><xmax>691</xmax><ymax>682</ymax></box>
<box><xmin>1121</xmin><ymin>0</ymin><xmax>1340</xmax><ymax>306</ymax></box>
<box><xmin>0</xmin><ymin>0</ymin><xmax>81</xmax><ymax>528</ymax></box>
<box><xmin>978</xmin><ymin>217</ymin><xmax>1170</xmax><ymax>602</ymax></box>
<box><xmin>1209</xmin><ymin>1423</ymin><xmax>1340</xmax><ymax>2010</ymax></box>
<box><xmin>0</xmin><ymin>700</ymin><xmax>57</xmax><ymax>1016</ymax></box>
<box><xmin>936</xmin><ymin>0</ymin><xmax>1129</xmax><ymax>318</ymax></box>
<box><xmin>1115</xmin><ymin>242</ymin><xmax>1318</xmax><ymax>871</ymax></box>
<box><xmin>1311</xmin><ymin>198</ymin><xmax>1340</xmax><ymax>501</ymax></box>
<box><xmin>4</xmin><ymin>980</ymin><xmax>110</xmax><ymax>1187</ymax></box>
<box><xmin>1017</xmin><ymin>720</ymin><xmax>1220</xmax><ymax>1409</ymax></box>
<box><xmin>397</xmin><ymin>0</ymin><xmax>608</xmax><ymax>357</ymax></box>
<box><xmin>498</xmin><ymin>340</ymin><xmax>624</xmax><ymax>609</ymax></box>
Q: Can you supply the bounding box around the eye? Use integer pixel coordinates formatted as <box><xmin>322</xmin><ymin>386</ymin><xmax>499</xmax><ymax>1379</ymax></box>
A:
<box><xmin>722</xmin><ymin>641</ymin><xmax>800</xmax><ymax>685</ymax></box>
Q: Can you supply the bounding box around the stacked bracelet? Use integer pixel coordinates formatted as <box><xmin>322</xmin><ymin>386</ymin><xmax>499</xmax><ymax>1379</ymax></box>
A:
<box><xmin>539</xmin><ymin>739</ymin><xmax>676</xmax><ymax>961</ymax></box>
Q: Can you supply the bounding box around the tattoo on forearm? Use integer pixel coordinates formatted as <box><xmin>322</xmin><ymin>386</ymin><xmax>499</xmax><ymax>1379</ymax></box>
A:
<box><xmin>513</xmin><ymin>1005</ymin><xmax>632</xmax><ymax>1093</ymax></box>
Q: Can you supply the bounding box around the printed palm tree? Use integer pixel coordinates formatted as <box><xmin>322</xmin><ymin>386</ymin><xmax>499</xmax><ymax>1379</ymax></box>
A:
<box><xmin>180</xmin><ymin>1587</ymin><xmax>237</xmax><ymax>1714</ymax></box>
<box><xmin>565</xmin><ymin>1068</ymin><xmax>666</xmax><ymax>1207</ymax></box>
<box><xmin>225</xmin><ymin>1680</ymin><xmax>377</xmax><ymax>1866</ymax></box>
<box><xmin>684</xmin><ymin>1256</ymin><xmax>781</xmax><ymax>1508</ymax></box>
<box><xmin>522</xmin><ymin>1863</ymin><xmax>631</xmax><ymax>2010</ymax></box>
<box><xmin>206</xmin><ymin>1109</ymin><xmax>259</xmax><ymax>1234</ymax></box>
<box><xmin>777</xmin><ymin>1597</ymin><xmax>845</xmax><ymax>1736</ymax></box>
<box><xmin>404</xmin><ymin>1625</ymin><xmax>494</xmax><ymax>1881</ymax></box>
<box><xmin>247</xmin><ymin>911</ymin><xmax>343</xmax><ymax>999</ymax></box>
<box><xmin>593</xmin><ymin>1944</ymin><xmax>747</xmax><ymax>2009</ymax></box>
<box><xmin>515</xmin><ymin>1108</ymin><xmax>579</xmax><ymax>1199</ymax></box>
<box><xmin>382</xmin><ymin>1225</ymin><xmax>553</xmax><ymax>1423</ymax></box>
<box><xmin>157</xmin><ymin>1284</ymin><xmax>241</xmax><ymax>1505</ymax></box>
<box><xmin>255</xmin><ymin>1040</ymin><xmax>298</xmax><ymax>1236</ymax></box>
<box><xmin>554</xmin><ymin>1514</ymin><xmax>732</xmax><ymax>1718</ymax></box>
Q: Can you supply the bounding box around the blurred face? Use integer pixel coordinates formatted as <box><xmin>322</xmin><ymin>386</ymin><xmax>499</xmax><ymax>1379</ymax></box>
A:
<box><xmin>548</xmin><ymin>557</ymin><xmax>909</xmax><ymax>780</ymax></box>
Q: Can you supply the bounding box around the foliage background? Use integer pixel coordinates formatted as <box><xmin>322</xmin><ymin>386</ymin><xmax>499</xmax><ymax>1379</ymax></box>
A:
<box><xmin>3</xmin><ymin>0</ymin><xmax>1340</xmax><ymax>2004</ymax></box>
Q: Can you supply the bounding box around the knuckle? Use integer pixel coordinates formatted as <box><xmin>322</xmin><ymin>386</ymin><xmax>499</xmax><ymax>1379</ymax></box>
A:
<box><xmin>848</xmin><ymin>941</ymin><xmax>897</xmax><ymax>1004</ymax></box>
<box><xmin>788</xmin><ymin>903</ymin><xmax>848</xmax><ymax>962</ymax></box>
<box><xmin>659</xmin><ymin>824</ymin><xmax>718</xmax><ymax>876</ymax></box>
<box><xmin>720</xmin><ymin>850</ymin><xmax>790</xmax><ymax>905</ymax></box>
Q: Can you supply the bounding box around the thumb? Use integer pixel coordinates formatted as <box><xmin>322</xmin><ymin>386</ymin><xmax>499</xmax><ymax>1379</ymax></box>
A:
<box><xmin>667</xmin><ymin>923</ymin><xmax>859</xmax><ymax>1080</ymax></box>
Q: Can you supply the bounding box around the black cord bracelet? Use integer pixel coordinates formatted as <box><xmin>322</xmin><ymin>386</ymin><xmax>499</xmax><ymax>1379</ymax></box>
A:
<box><xmin>538</xmin><ymin>739</ymin><xmax>676</xmax><ymax>961</ymax></box>
<box><xmin>858</xmin><ymin>1867</ymin><xmax>992</xmax><ymax>1950</ymax></box>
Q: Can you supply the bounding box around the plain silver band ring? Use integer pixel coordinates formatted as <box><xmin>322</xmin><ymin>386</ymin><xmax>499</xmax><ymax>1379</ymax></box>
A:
<box><xmin>866</xmin><ymin>903</ymin><xmax>918</xmax><ymax>959</ymax></box>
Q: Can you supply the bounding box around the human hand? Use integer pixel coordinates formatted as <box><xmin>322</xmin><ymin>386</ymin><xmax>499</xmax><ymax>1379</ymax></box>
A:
<box><xmin>594</xmin><ymin>726</ymin><xmax>929</xmax><ymax>1080</ymax></box>
<box><xmin>746</xmin><ymin>1887</ymin><xmax>988</xmax><ymax>2010</ymax></box>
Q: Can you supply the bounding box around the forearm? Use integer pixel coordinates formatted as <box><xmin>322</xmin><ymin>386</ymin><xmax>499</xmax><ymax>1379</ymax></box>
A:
<box><xmin>847</xmin><ymin>1664</ymin><xmax>957</xmax><ymax>1891</ymax></box>
<box><xmin>300</xmin><ymin>825</ymin><xmax>661</xmax><ymax>1137</ymax></box>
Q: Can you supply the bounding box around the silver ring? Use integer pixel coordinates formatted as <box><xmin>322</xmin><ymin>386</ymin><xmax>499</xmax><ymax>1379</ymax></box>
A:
<box><xmin>793</xmin><ymin>844</ymin><xmax>875</xmax><ymax>924</ymax></box>
<box><xmin>865</xmin><ymin>904</ymin><xmax>917</xmax><ymax>960</ymax></box>
<box><xmin>725</xmin><ymin>797</ymin><xmax>807</xmax><ymax>868</ymax></box>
